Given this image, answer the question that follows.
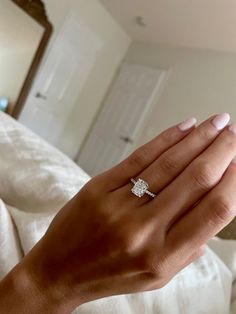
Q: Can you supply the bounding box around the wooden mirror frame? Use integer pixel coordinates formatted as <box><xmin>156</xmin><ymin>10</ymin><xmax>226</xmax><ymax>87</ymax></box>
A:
<box><xmin>7</xmin><ymin>0</ymin><xmax>53</xmax><ymax>118</ymax></box>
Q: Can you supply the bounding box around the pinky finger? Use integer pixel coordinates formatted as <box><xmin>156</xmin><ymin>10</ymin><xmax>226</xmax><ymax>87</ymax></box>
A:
<box><xmin>181</xmin><ymin>245</ymin><xmax>206</xmax><ymax>270</ymax></box>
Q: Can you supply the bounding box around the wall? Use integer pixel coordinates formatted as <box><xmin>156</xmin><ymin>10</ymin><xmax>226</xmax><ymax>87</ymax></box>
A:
<box><xmin>41</xmin><ymin>0</ymin><xmax>131</xmax><ymax>158</ymax></box>
<box><xmin>0</xmin><ymin>50</ymin><xmax>36</xmax><ymax>103</ymax></box>
<box><xmin>0</xmin><ymin>0</ymin><xmax>43</xmax><ymax>103</ymax></box>
<box><xmin>125</xmin><ymin>42</ymin><xmax>236</xmax><ymax>147</ymax></box>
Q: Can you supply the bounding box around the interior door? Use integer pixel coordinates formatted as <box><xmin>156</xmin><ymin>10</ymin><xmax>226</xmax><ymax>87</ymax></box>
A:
<box><xmin>19</xmin><ymin>13</ymin><xmax>103</xmax><ymax>145</ymax></box>
<box><xmin>77</xmin><ymin>62</ymin><xmax>166</xmax><ymax>176</ymax></box>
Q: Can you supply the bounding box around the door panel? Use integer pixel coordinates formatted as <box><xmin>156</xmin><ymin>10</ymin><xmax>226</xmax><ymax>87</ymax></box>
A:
<box><xmin>19</xmin><ymin>13</ymin><xmax>103</xmax><ymax>146</ymax></box>
<box><xmin>77</xmin><ymin>63</ymin><xmax>166</xmax><ymax>176</ymax></box>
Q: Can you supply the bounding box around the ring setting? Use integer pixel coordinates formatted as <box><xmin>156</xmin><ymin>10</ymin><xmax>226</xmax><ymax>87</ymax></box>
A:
<box><xmin>131</xmin><ymin>178</ymin><xmax>156</xmax><ymax>198</ymax></box>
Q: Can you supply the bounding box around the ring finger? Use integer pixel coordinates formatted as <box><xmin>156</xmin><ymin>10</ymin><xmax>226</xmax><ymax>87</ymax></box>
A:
<box><xmin>122</xmin><ymin>113</ymin><xmax>230</xmax><ymax>205</ymax></box>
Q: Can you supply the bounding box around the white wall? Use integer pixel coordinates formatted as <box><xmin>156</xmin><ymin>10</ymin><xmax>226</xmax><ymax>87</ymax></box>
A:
<box><xmin>0</xmin><ymin>50</ymin><xmax>35</xmax><ymax>103</ymax></box>
<box><xmin>0</xmin><ymin>0</ymin><xmax>43</xmax><ymax>103</ymax></box>
<box><xmin>41</xmin><ymin>0</ymin><xmax>131</xmax><ymax>158</ymax></box>
<box><xmin>125</xmin><ymin>42</ymin><xmax>236</xmax><ymax>147</ymax></box>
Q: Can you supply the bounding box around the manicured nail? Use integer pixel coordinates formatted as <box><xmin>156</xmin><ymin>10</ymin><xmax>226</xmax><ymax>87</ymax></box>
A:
<box><xmin>229</xmin><ymin>123</ymin><xmax>236</xmax><ymax>135</ymax></box>
<box><xmin>211</xmin><ymin>113</ymin><xmax>230</xmax><ymax>130</ymax></box>
<box><xmin>178</xmin><ymin>117</ymin><xmax>197</xmax><ymax>131</ymax></box>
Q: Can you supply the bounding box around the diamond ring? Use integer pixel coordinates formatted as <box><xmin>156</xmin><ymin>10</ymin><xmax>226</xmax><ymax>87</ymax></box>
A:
<box><xmin>131</xmin><ymin>178</ymin><xmax>156</xmax><ymax>198</ymax></box>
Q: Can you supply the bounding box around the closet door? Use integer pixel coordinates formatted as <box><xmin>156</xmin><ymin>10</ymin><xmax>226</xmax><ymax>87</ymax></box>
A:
<box><xmin>77</xmin><ymin>62</ymin><xmax>166</xmax><ymax>176</ymax></box>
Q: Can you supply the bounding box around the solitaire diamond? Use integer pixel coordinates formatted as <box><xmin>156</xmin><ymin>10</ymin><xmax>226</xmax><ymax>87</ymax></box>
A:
<box><xmin>131</xmin><ymin>179</ymin><xmax>149</xmax><ymax>197</ymax></box>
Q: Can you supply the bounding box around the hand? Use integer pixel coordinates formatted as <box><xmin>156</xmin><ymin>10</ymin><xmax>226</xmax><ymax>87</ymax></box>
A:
<box><xmin>17</xmin><ymin>113</ymin><xmax>236</xmax><ymax>313</ymax></box>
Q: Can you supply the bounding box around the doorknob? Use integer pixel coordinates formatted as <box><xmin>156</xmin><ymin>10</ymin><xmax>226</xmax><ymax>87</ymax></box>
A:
<box><xmin>35</xmin><ymin>92</ymin><xmax>47</xmax><ymax>100</ymax></box>
<box><xmin>119</xmin><ymin>136</ymin><xmax>134</xmax><ymax>144</ymax></box>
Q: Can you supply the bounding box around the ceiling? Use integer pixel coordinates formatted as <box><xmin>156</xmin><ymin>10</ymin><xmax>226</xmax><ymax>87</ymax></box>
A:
<box><xmin>99</xmin><ymin>0</ymin><xmax>236</xmax><ymax>52</ymax></box>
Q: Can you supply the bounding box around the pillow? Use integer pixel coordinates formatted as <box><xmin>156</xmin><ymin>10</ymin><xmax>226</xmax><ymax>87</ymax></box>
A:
<box><xmin>0</xmin><ymin>112</ymin><xmax>90</xmax><ymax>213</ymax></box>
<box><xmin>0</xmin><ymin>200</ymin><xmax>22</xmax><ymax>280</ymax></box>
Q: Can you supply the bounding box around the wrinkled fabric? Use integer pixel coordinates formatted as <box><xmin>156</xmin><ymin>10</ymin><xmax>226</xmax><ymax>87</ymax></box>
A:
<box><xmin>0</xmin><ymin>111</ymin><xmax>234</xmax><ymax>314</ymax></box>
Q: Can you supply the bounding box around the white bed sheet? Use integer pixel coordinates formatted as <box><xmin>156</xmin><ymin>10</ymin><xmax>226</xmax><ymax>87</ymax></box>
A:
<box><xmin>0</xmin><ymin>111</ymin><xmax>235</xmax><ymax>314</ymax></box>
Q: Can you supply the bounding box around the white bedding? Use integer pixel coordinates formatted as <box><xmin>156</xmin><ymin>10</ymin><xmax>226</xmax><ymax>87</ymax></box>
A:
<box><xmin>0</xmin><ymin>111</ymin><xmax>235</xmax><ymax>314</ymax></box>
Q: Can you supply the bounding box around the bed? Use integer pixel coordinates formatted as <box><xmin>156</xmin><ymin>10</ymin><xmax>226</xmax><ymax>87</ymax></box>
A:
<box><xmin>0</xmin><ymin>111</ymin><xmax>235</xmax><ymax>314</ymax></box>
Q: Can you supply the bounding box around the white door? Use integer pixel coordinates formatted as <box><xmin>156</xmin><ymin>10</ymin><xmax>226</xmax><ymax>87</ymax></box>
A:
<box><xmin>19</xmin><ymin>13</ymin><xmax>103</xmax><ymax>145</ymax></box>
<box><xmin>77</xmin><ymin>63</ymin><xmax>166</xmax><ymax>176</ymax></box>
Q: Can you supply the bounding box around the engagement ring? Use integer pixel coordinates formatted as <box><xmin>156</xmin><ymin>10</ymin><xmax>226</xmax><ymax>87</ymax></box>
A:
<box><xmin>131</xmin><ymin>178</ymin><xmax>156</xmax><ymax>198</ymax></box>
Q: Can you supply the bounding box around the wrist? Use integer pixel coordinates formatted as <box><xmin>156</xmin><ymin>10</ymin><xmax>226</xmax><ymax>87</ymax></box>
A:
<box><xmin>0</xmin><ymin>260</ymin><xmax>77</xmax><ymax>314</ymax></box>
<box><xmin>0</xmin><ymin>262</ymin><xmax>54</xmax><ymax>314</ymax></box>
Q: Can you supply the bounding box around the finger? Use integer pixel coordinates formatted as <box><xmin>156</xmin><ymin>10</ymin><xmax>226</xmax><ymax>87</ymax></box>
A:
<box><xmin>152</xmin><ymin>245</ymin><xmax>206</xmax><ymax>289</ymax></box>
<box><xmin>133</xmin><ymin>245</ymin><xmax>206</xmax><ymax>293</ymax></box>
<box><xmin>98</xmin><ymin>117</ymin><xmax>197</xmax><ymax>190</ymax></box>
<box><xmin>167</xmin><ymin>161</ymin><xmax>236</xmax><ymax>257</ymax></box>
<box><xmin>170</xmin><ymin>245</ymin><xmax>206</xmax><ymax>277</ymax></box>
<box><xmin>126</xmin><ymin>113</ymin><xmax>230</xmax><ymax>205</ymax></box>
<box><xmin>172</xmin><ymin>246</ymin><xmax>206</xmax><ymax>279</ymax></box>
<box><xmin>182</xmin><ymin>245</ymin><xmax>206</xmax><ymax>268</ymax></box>
<box><xmin>148</xmin><ymin>123</ymin><xmax>236</xmax><ymax>226</ymax></box>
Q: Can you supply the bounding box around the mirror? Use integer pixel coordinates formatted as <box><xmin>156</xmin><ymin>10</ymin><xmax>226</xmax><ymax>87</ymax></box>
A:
<box><xmin>0</xmin><ymin>0</ymin><xmax>52</xmax><ymax>118</ymax></box>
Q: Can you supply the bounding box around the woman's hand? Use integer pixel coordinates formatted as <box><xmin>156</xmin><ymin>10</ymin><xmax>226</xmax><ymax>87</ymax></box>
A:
<box><xmin>9</xmin><ymin>113</ymin><xmax>236</xmax><ymax>313</ymax></box>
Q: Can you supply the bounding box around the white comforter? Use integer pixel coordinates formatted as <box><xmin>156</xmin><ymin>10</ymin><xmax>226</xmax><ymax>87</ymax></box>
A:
<box><xmin>0</xmin><ymin>111</ymin><xmax>235</xmax><ymax>314</ymax></box>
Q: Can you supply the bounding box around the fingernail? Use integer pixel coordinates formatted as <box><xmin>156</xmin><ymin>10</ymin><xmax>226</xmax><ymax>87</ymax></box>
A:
<box><xmin>178</xmin><ymin>117</ymin><xmax>197</xmax><ymax>131</ymax></box>
<box><xmin>211</xmin><ymin>113</ymin><xmax>230</xmax><ymax>130</ymax></box>
<box><xmin>229</xmin><ymin>123</ymin><xmax>236</xmax><ymax>135</ymax></box>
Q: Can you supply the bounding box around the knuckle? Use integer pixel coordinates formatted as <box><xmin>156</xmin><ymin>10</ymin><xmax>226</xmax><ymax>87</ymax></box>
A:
<box><xmin>118</xmin><ymin>232</ymin><xmax>138</xmax><ymax>255</ymax></box>
<box><xmin>137</xmin><ymin>252</ymin><xmax>169</xmax><ymax>278</ymax></box>
<box><xmin>158</xmin><ymin>153</ymin><xmax>181</xmax><ymax>175</ymax></box>
<box><xmin>80</xmin><ymin>180</ymin><xmax>101</xmax><ymax>202</ymax></box>
<box><xmin>191</xmin><ymin>162</ymin><xmax>218</xmax><ymax>190</ymax></box>
<box><xmin>149</xmin><ymin>260</ymin><xmax>169</xmax><ymax>279</ymax></box>
<box><xmin>142</xmin><ymin>257</ymin><xmax>160</xmax><ymax>276</ymax></box>
<box><xmin>210</xmin><ymin>195</ymin><xmax>234</xmax><ymax>224</ymax></box>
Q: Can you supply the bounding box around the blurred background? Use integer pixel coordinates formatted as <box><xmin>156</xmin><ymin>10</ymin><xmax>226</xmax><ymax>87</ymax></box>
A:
<box><xmin>2</xmin><ymin>0</ymin><xmax>236</xmax><ymax>181</ymax></box>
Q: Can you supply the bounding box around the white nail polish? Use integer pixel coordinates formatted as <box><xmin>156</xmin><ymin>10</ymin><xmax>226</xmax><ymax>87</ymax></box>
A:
<box><xmin>212</xmin><ymin>113</ymin><xmax>230</xmax><ymax>130</ymax></box>
<box><xmin>178</xmin><ymin>117</ymin><xmax>197</xmax><ymax>131</ymax></box>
